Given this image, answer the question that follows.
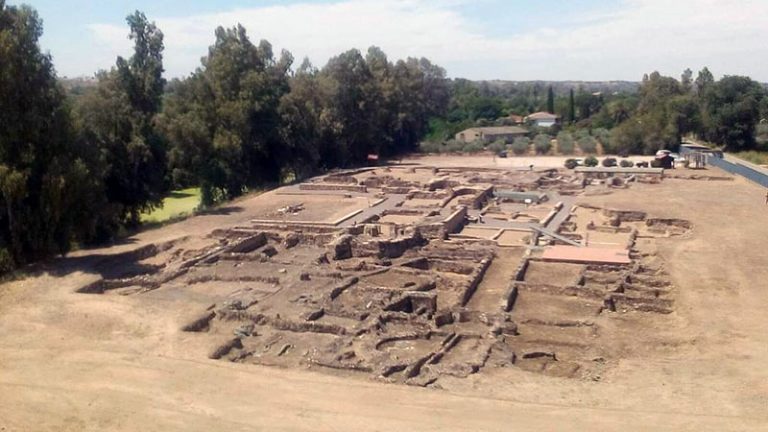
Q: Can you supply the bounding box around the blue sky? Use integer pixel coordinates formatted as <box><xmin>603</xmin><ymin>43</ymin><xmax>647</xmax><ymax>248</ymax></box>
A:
<box><xmin>11</xmin><ymin>0</ymin><xmax>768</xmax><ymax>81</ymax></box>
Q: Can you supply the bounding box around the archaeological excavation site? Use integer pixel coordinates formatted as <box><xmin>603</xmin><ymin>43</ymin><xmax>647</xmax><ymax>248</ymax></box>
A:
<box><xmin>76</xmin><ymin>165</ymin><xmax>695</xmax><ymax>386</ymax></box>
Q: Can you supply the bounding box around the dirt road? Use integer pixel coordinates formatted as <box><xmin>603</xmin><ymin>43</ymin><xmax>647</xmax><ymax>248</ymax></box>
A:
<box><xmin>1</xmin><ymin>163</ymin><xmax>767</xmax><ymax>431</ymax></box>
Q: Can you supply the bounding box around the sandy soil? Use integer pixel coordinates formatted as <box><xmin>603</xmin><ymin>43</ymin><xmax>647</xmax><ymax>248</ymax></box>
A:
<box><xmin>1</xmin><ymin>163</ymin><xmax>768</xmax><ymax>431</ymax></box>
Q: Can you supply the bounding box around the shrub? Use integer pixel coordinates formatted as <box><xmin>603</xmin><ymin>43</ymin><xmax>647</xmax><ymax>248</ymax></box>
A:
<box><xmin>578</xmin><ymin>136</ymin><xmax>598</xmax><ymax>154</ymax></box>
<box><xmin>443</xmin><ymin>139</ymin><xmax>464</xmax><ymax>153</ymax></box>
<box><xmin>757</xmin><ymin>123</ymin><xmax>768</xmax><ymax>147</ymax></box>
<box><xmin>487</xmin><ymin>139</ymin><xmax>506</xmax><ymax>154</ymax></box>
<box><xmin>574</xmin><ymin>129</ymin><xmax>591</xmax><ymax>140</ymax></box>
<box><xmin>463</xmin><ymin>141</ymin><xmax>484</xmax><ymax>153</ymax></box>
<box><xmin>510</xmin><ymin>137</ymin><xmax>531</xmax><ymax>155</ymax></box>
<box><xmin>564</xmin><ymin>158</ymin><xmax>579</xmax><ymax>169</ymax></box>
<box><xmin>0</xmin><ymin>248</ymin><xmax>15</xmax><ymax>274</ymax></box>
<box><xmin>602</xmin><ymin>157</ymin><xmax>617</xmax><ymax>167</ymax></box>
<box><xmin>650</xmin><ymin>159</ymin><xmax>663</xmax><ymax>168</ymax></box>
<box><xmin>419</xmin><ymin>141</ymin><xmax>442</xmax><ymax>154</ymax></box>
<box><xmin>533</xmin><ymin>134</ymin><xmax>552</xmax><ymax>155</ymax></box>
<box><xmin>619</xmin><ymin>159</ymin><xmax>634</xmax><ymax>168</ymax></box>
<box><xmin>592</xmin><ymin>128</ymin><xmax>613</xmax><ymax>153</ymax></box>
<box><xmin>557</xmin><ymin>132</ymin><xmax>575</xmax><ymax>154</ymax></box>
<box><xmin>584</xmin><ymin>156</ymin><xmax>599</xmax><ymax>167</ymax></box>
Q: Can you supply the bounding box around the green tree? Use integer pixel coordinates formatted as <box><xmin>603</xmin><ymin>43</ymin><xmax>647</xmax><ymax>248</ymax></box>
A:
<box><xmin>592</xmin><ymin>128</ymin><xmax>614</xmax><ymax>153</ymax></box>
<box><xmin>510</xmin><ymin>137</ymin><xmax>530</xmax><ymax>155</ymax></box>
<box><xmin>700</xmin><ymin>76</ymin><xmax>764</xmax><ymax>151</ymax></box>
<box><xmin>546</xmin><ymin>86</ymin><xmax>555</xmax><ymax>114</ymax></box>
<box><xmin>160</xmin><ymin>25</ymin><xmax>292</xmax><ymax>205</ymax></box>
<box><xmin>278</xmin><ymin>58</ymin><xmax>325</xmax><ymax>179</ymax></box>
<box><xmin>533</xmin><ymin>134</ymin><xmax>552</xmax><ymax>154</ymax></box>
<box><xmin>557</xmin><ymin>131</ymin><xmax>575</xmax><ymax>154</ymax></box>
<box><xmin>695</xmin><ymin>67</ymin><xmax>714</xmax><ymax>95</ymax></box>
<box><xmin>319</xmin><ymin>48</ymin><xmax>379</xmax><ymax>165</ymax></box>
<box><xmin>76</xmin><ymin>11</ymin><xmax>168</xmax><ymax>227</ymax></box>
<box><xmin>681</xmin><ymin>68</ymin><xmax>693</xmax><ymax>93</ymax></box>
<box><xmin>0</xmin><ymin>2</ymin><xmax>100</xmax><ymax>266</ymax></box>
<box><xmin>568</xmin><ymin>88</ymin><xmax>575</xmax><ymax>124</ymax></box>
<box><xmin>578</xmin><ymin>136</ymin><xmax>598</xmax><ymax>154</ymax></box>
<box><xmin>608</xmin><ymin>71</ymin><xmax>684</xmax><ymax>155</ymax></box>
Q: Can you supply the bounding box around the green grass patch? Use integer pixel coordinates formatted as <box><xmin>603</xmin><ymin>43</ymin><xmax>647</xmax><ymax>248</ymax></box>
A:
<box><xmin>733</xmin><ymin>151</ymin><xmax>768</xmax><ymax>166</ymax></box>
<box><xmin>141</xmin><ymin>187</ymin><xmax>201</xmax><ymax>223</ymax></box>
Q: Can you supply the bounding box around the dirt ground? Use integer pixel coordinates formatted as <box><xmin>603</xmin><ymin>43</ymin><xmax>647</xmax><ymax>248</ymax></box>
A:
<box><xmin>1</xmin><ymin>161</ymin><xmax>768</xmax><ymax>431</ymax></box>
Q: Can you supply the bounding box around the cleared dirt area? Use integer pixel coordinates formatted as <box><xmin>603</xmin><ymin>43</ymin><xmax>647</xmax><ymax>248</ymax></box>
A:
<box><xmin>1</xmin><ymin>160</ymin><xmax>767</xmax><ymax>431</ymax></box>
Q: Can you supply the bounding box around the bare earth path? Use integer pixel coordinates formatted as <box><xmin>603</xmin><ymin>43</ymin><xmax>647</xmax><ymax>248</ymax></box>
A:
<box><xmin>1</xmin><ymin>162</ymin><xmax>767</xmax><ymax>431</ymax></box>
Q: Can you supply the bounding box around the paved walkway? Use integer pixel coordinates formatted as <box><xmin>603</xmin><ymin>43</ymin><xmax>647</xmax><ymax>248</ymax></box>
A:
<box><xmin>545</xmin><ymin>194</ymin><xmax>576</xmax><ymax>231</ymax></box>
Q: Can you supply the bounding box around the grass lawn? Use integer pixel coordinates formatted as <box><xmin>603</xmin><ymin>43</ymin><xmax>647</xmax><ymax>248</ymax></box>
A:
<box><xmin>141</xmin><ymin>187</ymin><xmax>201</xmax><ymax>223</ymax></box>
<box><xmin>733</xmin><ymin>151</ymin><xmax>768</xmax><ymax>166</ymax></box>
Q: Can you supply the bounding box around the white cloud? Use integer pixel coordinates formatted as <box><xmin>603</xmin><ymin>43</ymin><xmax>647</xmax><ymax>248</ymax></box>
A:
<box><xmin>81</xmin><ymin>0</ymin><xmax>768</xmax><ymax>81</ymax></box>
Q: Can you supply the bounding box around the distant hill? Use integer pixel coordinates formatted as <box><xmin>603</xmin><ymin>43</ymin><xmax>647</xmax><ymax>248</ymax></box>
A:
<box><xmin>59</xmin><ymin>76</ymin><xmax>97</xmax><ymax>90</ymax></box>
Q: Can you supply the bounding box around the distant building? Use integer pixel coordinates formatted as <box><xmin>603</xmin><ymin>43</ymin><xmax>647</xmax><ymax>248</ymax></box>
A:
<box><xmin>525</xmin><ymin>112</ymin><xmax>561</xmax><ymax>128</ymax></box>
<box><xmin>506</xmin><ymin>114</ymin><xmax>525</xmax><ymax>125</ymax></box>
<box><xmin>455</xmin><ymin>126</ymin><xmax>528</xmax><ymax>144</ymax></box>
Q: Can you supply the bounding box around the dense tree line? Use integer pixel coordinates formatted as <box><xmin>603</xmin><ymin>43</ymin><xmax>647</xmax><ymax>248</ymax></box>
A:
<box><xmin>0</xmin><ymin>4</ymin><xmax>448</xmax><ymax>270</ymax></box>
<box><xmin>610</xmin><ymin>68</ymin><xmax>766</xmax><ymax>154</ymax></box>
<box><xmin>159</xmin><ymin>30</ymin><xmax>447</xmax><ymax>205</ymax></box>
<box><xmin>429</xmin><ymin>69</ymin><xmax>766</xmax><ymax>156</ymax></box>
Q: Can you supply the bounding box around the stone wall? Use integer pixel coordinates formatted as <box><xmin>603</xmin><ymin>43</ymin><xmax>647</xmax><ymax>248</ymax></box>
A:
<box><xmin>442</xmin><ymin>206</ymin><xmax>468</xmax><ymax>235</ymax></box>
<box><xmin>460</xmin><ymin>257</ymin><xmax>493</xmax><ymax>306</ymax></box>
<box><xmin>299</xmin><ymin>183</ymin><xmax>368</xmax><ymax>193</ymax></box>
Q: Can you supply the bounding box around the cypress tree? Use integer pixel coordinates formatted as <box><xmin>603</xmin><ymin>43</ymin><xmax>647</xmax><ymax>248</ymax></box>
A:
<box><xmin>546</xmin><ymin>86</ymin><xmax>555</xmax><ymax>114</ymax></box>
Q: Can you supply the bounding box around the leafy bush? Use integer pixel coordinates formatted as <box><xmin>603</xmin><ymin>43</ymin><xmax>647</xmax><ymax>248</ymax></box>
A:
<box><xmin>557</xmin><ymin>132</ymin><xmax>575</xmax><ymax>154</ymax></box>
<box><xmin>757</xmin><ymin>123</ymin><xmax>768</xmax><ymax>147</ymax></box>
<box><xmin>592</xmin><ymin>128</ymin><xmax>613</xmax><ymax>153</ymax></box>
<box><xmin>419</xmin><ymin>141</ymin><xmax>442</xmax><ymax>153</ymax></box>
<box><xmin>487</xmin><ymin>139</ymin><xmax>506</xmax><ymax>154</ymax></box>
<box><xmin>510</xmin><ymin>137</ymin><xmax>531</xmax><ymax>155</ymax></box>
<box><xmin>564</xmin><ymin>158</ymin><xmax>579</xmax><ymax>169</ymax></box>
<box><xmin>578</xmin><ymin>136</ymin><xmax>598</xmax><ymax>154</ymax></box>
<box><xmin>533</xmin><ymin>134</ymin><xmax>552</xmax><ymax>155</ymax></box>
<box><xmin>602</xmin><ymin>157</ymin><xmax>617</xmax><ymax>167</ymax></box>
<box><xmin>584</xmin><ymin>156</ymin><xmax>599</xmax><ymax>167</ymax></box>
<box><xmin>463</xmin><ymin>141</ymin><xmax>484</xmax><ymax>153</ymax></box>
<box><xmin>0</xmin><ymin>248</ymin><xmax>15</xmax><ymax>274</ymax></box>
<box><xmin>619</xmin><ymin>159</ymin><xmax>634</xmax><ymax>167</ymax></box>
<box><xmin>574</xmin><ymin>129</ymin><xmax>591</xmax><ymax>140</ymax></box>
<box><xmin>443</xmin><ymin>139</ymin><xmax>465</xmax><ymax>153</ymax></box>
<box><xmin>650</xmin><ymin>159</ymin><xmax>663</xmax><ymax>168</ymax></box>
